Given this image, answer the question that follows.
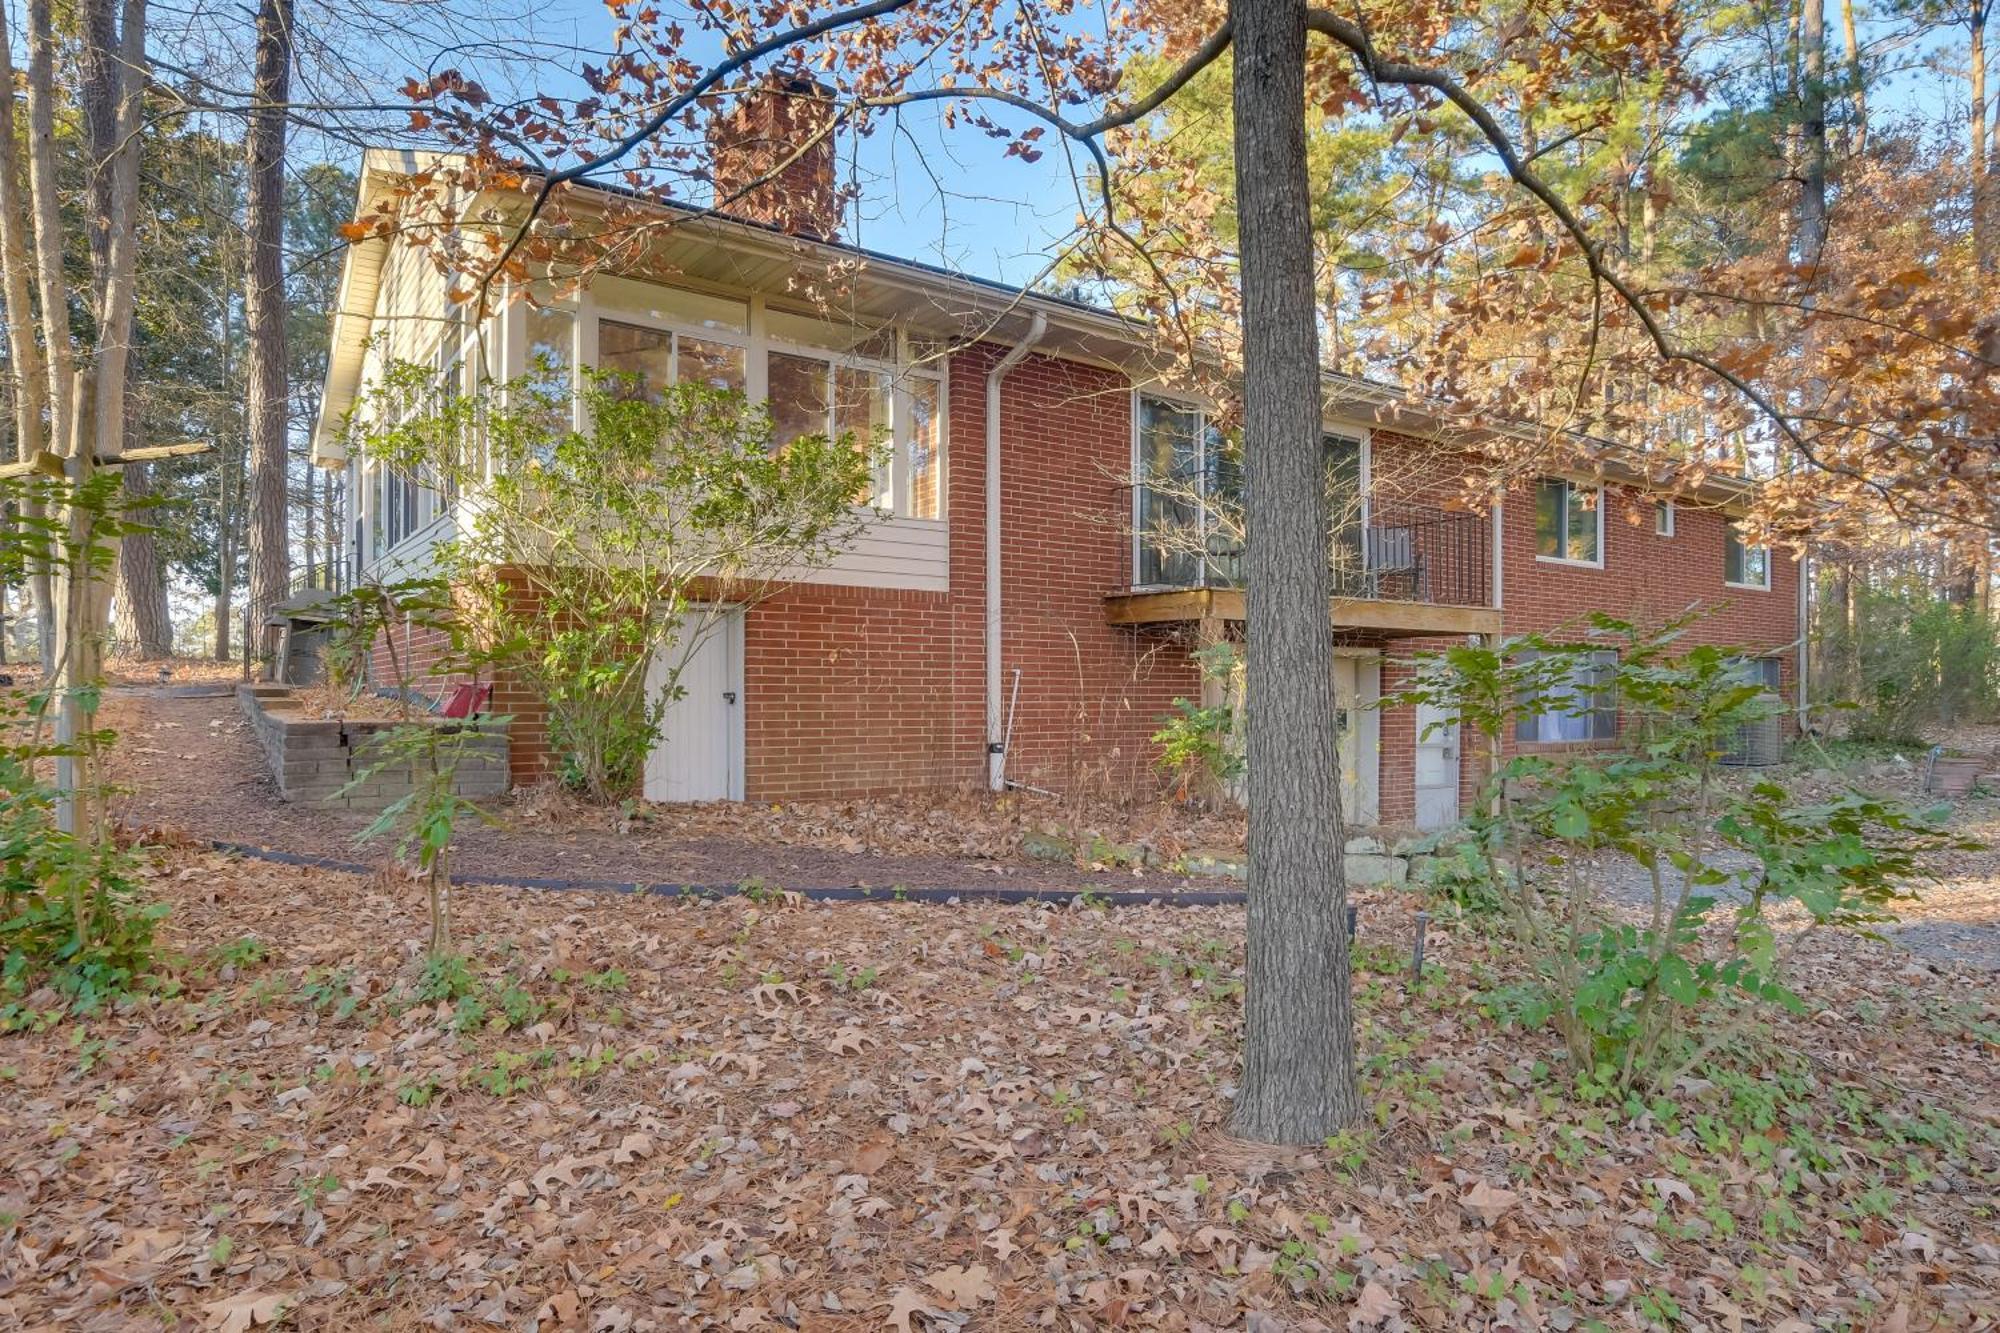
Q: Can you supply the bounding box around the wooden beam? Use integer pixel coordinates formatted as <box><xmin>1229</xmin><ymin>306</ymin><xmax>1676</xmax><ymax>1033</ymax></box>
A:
<box><xmin>1102</xmin><ymin>588</ymin><xmax>1218</xmax><ymax>625</ymax></box>
<box><xmin>0</xmin><ymin>450</ymin><xmax>67</xmax><ymax>482</ymax></box>
<box><xmin>1331</xmin><ymin>597</ymin><xmax>1502</xmax><ymax>638</ymax></box>
<box><xmin>1105</xmin><ymin>585</ymin><xmax>1500</xmax><ymax>638</ymax></box>
<box><xmin>95</xmin><ymin>440</ymin><xmax>212</xmax><ymax>466</ymax></box>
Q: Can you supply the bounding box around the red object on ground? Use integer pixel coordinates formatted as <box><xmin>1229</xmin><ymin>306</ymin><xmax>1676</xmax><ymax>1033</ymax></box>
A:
<box><xmin>439</xmin><ymin>682</ymin><xmax>491</xmax><ymax>719</ymax></box>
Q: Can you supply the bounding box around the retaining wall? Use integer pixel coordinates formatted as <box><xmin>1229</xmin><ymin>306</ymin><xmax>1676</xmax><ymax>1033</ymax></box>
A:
<box><xmin>237</xmin><ymin>684</ymin><xmax>510</xmax><ymax>807</ymax></box>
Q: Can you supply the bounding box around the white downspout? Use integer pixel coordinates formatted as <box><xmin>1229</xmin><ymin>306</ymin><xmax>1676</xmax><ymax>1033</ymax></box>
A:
<box><xmin>1796</xmin><ymin>548</ymin><xmax>1811</xmax><ymax>731</ymax></box>
<box><xmin>985</xmin><ymin>313</ymin><xmax>1047</xmax><ymax>792</ymax></box>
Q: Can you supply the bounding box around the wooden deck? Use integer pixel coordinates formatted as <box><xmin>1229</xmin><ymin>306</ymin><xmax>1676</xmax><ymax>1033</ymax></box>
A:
<box><xmin>1103</xmin><ymin>587</ymin><xmax>1503</xmax><ymax>639</ymax></box>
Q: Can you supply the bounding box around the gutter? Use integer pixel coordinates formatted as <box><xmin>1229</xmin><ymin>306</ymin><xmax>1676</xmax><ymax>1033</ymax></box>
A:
<box><xmin>985</xmin><ymin>313</ymin><xmax>1048</xmax><ymax>792</ymax></box>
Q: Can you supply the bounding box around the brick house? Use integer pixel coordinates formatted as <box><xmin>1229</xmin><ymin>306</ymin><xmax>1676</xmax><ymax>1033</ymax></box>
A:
<box><xmin>312</xmin><ymin>121</ymin><xmax>1803</xmax><ymax>833</ymax></box>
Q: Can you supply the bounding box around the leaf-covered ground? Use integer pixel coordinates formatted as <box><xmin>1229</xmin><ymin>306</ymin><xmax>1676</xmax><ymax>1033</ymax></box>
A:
<box><xmin>2</xmin><ymin>850</ymin><xmax>1996</xmax><ymax>1331</ymax></box>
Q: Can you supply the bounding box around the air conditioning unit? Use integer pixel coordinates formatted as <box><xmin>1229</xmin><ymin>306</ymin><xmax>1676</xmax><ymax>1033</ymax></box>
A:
<box><xmin>1721</xmin><ymin>693</ymin><xmax>1783</xmax><ymax>767</ymax></box>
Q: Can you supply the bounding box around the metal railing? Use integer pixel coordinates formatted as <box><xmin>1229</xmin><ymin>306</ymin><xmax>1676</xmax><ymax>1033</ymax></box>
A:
<box><xmin>1123</xmin><ymin>487</ymin><xmax>1491</xmax><ymax>609</ymax></box>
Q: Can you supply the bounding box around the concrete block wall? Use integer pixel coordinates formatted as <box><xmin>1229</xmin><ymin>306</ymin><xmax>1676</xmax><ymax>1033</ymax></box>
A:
<box><xmin>238</xmin><ymin>684</ymin><xmax>509</xmax><ymax>808</ymax></box>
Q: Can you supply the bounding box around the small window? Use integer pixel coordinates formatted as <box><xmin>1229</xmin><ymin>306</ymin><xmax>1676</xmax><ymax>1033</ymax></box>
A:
<box><xmin>1654</xmin><ymin>501</ymin><xmax>1674</xmax><ymax>537</ymax></box>
<box><xmin>906</xmin><ymin>377</ymin><xmax>943</xmax><ymax>520</ymax></box>
<box><xmin>1725</xmin><ymin>522</ymin><xmax>1771</xmax><ymax>589</ymax></box>
<box><xmin>523</xmin><ymin>304</ymin><xmax>574</xmax><ymax>393</ymax></box>
<box><xmin>1515</xmin><ymin>648</ymin><xmax>1618</xmax><ymax>743</ymax></box>
<box><xmin>599</xmin><ymin>320</ymin><xmax>671</xmax><ymax>401</ymax></box>
<box><xmin>767</xmin><ymin>351</ymin><xmax>831</xmax><ymax>449</ymax></box>
<box><xmin>1535</xmin><ymin>479</ymin><xmax>1601</xmax><ymax>565</ymax></box>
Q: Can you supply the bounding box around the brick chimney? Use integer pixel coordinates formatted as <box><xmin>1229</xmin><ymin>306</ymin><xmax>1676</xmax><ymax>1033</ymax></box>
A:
<box><xmin>708</xmin><ymin>73</ymin><xmax>842</xmax><ymax>240</ymax></box>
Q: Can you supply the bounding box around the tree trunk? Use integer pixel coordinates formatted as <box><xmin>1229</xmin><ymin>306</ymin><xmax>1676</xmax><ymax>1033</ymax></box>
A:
<box><xmin>0</xmin><ymin>0</ymin><xmax>53</xmax><ymax>666</ymax></box>
<box><xmin>1226</xmin><ymin>0</ymin><xmax>1363</xmax><ymax>1145</ymax></box>
<box><xmin>83</xmin><ymin>0</ymin><xmax>166</xmax><ymax>659</ymax></box>
<box><xmin>1839</xmin><ymin>0</ymin><xmax>1867</xmax><ymax>153</ymax></box>
<box><xmin>1975</xmin><ymin>0</ymin><xmax>1994</xmax><ymax>273</ymax></box>
<box><xmin>243</xmin><ymin>0</ymin><xmax>295</xmax><ymax>667</ymax></box>
<box><xmin>114</xmin><ymin>459</ymin><xmax>173</xmax><ymax>657</ymax></box>
<box><xmin>215</xmin><ymin>450</ymin><xmax>234</xmax><ymax>661</ymax></box>
<box><xmin>1799</xmin><ymin>0</ymin><xmax>1828</xmax><ymax>266</ymax></box>
<box><xmin>24</xmin><ymin>0</ymin><xmax>76</xmax><ymax>675</ymax></box>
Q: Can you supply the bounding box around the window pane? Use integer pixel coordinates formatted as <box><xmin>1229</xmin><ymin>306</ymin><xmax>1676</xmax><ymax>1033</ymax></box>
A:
<box><xmin>1327</xmin><ymin>434</ymin><xmax>1364</xmax><ymax>581</ymax></box>
<box><xmin>768</xmin><ymin>352</ymin><xmax>830</xmax><ymax>449</ymax></box>
<box><xmin>1204</xmin><ymin>424</ymin><xmax>1241</xmax><ymax>585</ymax></box>
<box><xmin>1725</xmin><ymin>526</ymin><xmax>1745</xmax><ymax>584</ymax></box>
<box><xmin>1566</xmin><ymin>485</ymin><xmax>1599</xmax><ymax>562</ymax></box>
<box><xmin>1655</xmin><ymin>501</ymin><xmax>1673</xmax><ymax>535</ymax></box>
<box><xmin>598</xmin><ymin>320</ymin><xmax>671</xmax><ymax>401</ymax></box>
<box><xmin>1515</xmin><ymin>648</ymin><xmax>1618</xmax><ymax>742</ymax></box>
<box><xmin>835</xmin><ymin>366</ymin><xmax>892</xmax><ymax>507</ymax></box>
<box><xmin>678</xmin><ymin>336</ymin><xmax>746</xmax><ymax>394</ymax></box>
<box><xmin>906</xmin><ymin>377</ymin><xmax>943</xmax><ymax>520</ymax></box>
<box><xmin>1137</xmin><ymin>398</ymin><xmax>1200</xmax><ymax>586</ymax></box>
<box><xmin>523</xmin><ymin>305</ymin><xmax>573</xmax><ymax>393</ymax></box>
<box><xmin>1535</xmin><ymin>479</ymin><xmax>1564</xmax><ymax>558</ymax></box>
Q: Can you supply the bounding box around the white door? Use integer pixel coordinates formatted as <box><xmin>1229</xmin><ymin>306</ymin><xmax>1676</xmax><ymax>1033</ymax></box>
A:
<box><xmin>1413</xmin><ymin>700</ymin><xmax>1459</xmax><ymax>830</ymax></box>
<box><xmin>1333</xmin><ymin>656</ymin><xmax>1382</xmax><ymax>826</ymax></box>
<box><xmin>643</xmin><ymin>609</ymin><xmax>745</xmax><ymax>803</ymax></box>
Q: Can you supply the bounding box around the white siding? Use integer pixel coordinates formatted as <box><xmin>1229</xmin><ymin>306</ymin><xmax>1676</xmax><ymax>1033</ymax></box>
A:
<box><xmin>793</xmin><ymin>514</ymin><xmax>949</xmax><ymax>592</ymax></box>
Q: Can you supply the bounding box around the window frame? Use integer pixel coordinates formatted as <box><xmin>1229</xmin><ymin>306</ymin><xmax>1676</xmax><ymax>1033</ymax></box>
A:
<box><xmin>1129</xmin><ymin>393</ymin><xmax>1374</xmax><ymax>589</ymax></box>
<box><xmin>1724</xmin><ymin>520</ymin><xmax>1772</xmax><ymax>590</ymax></box>
<box><xmin>1654</xmin><ymin>500</ymin><xmax>1675</xmax><ymax>537</ymax></box>
<box><xmin>1514</xmin><ymin>647</ymin><xmax>1620</xmax><ymax>745</ymax></box>
<box><xmin>591</xmin><ymin>290</ymin><xmax>945</xmax><ymax>521</ymax></box>
<box><xmin>1534</xmin><ymin>477</ymin><xmax>1605</xmax><ymax>568</ymax></box>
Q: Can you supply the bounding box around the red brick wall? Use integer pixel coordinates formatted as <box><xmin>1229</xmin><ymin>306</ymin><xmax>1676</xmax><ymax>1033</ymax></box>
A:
<box><xmin>1362</xmin><ymin>432</ymin><xmax>1801</xmax><ymax>828</ymax></box>
<box><xmin>368</xmin><ymin>341</ymin><xmax>1199</xmax><ymax>801</ymax></box>
<box><xmin>743</xmin><ymin>342</ymin><xmax>1194</xmax><ymax>800</ymax></box>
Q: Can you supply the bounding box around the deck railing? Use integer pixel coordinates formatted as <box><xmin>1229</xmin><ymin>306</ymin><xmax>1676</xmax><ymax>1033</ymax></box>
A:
<box><xmin>1124</xmin><ymin>486</ymin><xmax>1491</xmax><ymax>609</ymax></box>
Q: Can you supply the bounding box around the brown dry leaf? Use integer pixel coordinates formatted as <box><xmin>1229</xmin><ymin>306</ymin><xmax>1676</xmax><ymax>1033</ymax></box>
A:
<box><xmin>1350</xmin><ymin>1279</ymin><xmax>1402</xmax><ymax>1328</ymax></box>
<box><xmin>1461</xmin><ymin>1179</ymin><xmax>1519</xmax><ymax>1224</ymax></box>
<box><xmin>924</xmin><ymin>1263</ymin><xmax>995</xmax><ymax>1308</ymax></box>
<box><xmin>850</xmin><ymin>1135</ymin><xmax>894</xmax><ymax>1174</ymax></box>
<box><xmin>882</xmin><ymin>1286</ymin><xmax>934</xmax><ymax>1333</ymax></box>
<box><xmin>202</xmin><ymin>1289</ymin><xmax>291</xmax><ymax>1333</ymax></box>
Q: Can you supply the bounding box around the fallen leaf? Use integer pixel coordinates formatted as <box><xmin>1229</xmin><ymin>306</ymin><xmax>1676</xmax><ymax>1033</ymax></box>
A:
<box><xmin>203</xmin><ymin>1289</ymin><xmax>291</xmax><ymax>1333</ymax></box>
<box><xmin>1461</xmin><ymin>1180</ymin><xmax>1519</xmax><ymax>1224</ymax></box>
<box><xmin>925</xmin><ymin>1263</ymin><xmax>995</xmax><ymax>1308</ymax></box>
<box><xmin>1351</xmin><ymin>1279</ymin><xmax>1401</xmax><ymax>1328</ymax></box>
<box><xmin>883</xmin><ymin>1286</ymin><xmax>934</xmax><ymax>1333</ymax></box>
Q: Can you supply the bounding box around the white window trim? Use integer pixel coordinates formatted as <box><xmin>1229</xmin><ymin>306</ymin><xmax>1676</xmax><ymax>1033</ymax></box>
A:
<box><xmin>1724</xmin><ymin>521</ymin><xmax>1772</xmax><ymax>591</ymax></box>
<box><xmin>1654</xmin><ymin>500</ymin><xmax>1675</xmax><ymax>537</ymax></box>
<box><xmin>1534</xmin><ymin>478</ymin><xmax>1606</xmax><ymax>569</ymax></box>
<box><xmin>596</xmin><ymin>292</ymin><xmax>945</xmax><ymax>522</ymax></box>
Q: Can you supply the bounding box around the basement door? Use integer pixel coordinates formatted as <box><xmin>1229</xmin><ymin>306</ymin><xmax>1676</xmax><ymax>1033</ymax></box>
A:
<box><xmin>1334</xmin><ymin>655</ymin><xmax>1382</xmax><ymax>826</ymax></box>
<box><xmin>643</xmin><ymin>608</ymin><xmax>745</xmax><ymax>803</ymax></box>
<box><xmin>1413</xmin><ymin>699</ymin><xmax>1460</xmax><ymax>830</ymax></box>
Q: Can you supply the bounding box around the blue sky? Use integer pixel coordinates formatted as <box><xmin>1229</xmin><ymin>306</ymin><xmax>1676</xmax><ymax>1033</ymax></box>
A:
<box><xmin>312</xmin><ymin>0</ymin><xmax>1979</xmax><ymax>290</ymax></box>
<box><xmin>409</xmin><ymin>0</ymin><xmax>1094</xmax><ymax>287</ymax></box>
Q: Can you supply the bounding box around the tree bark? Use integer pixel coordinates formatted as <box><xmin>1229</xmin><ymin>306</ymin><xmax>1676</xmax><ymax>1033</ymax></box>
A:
<box><xmin>113</xmin><ymin>456</ymin><xmax>173</xmax><ymax>657</ymax></box>
<box><xmin>1975</xmin><ymin>0</ymin><xmax>1994</xmax><ymax>273</ymax></box>
<box><xmin>243</xmin><ymin>0</ymin><xmax>296</xmax><ymax>666</ymax></box>
<box><xmin>82</xmin><ymin>0</ymin><xmax>168</xmax><ymax>659</ymax></box>
<box><xmin>24</xmin><ymin>0</ymin><xmax>75</xmax><ymax>674</ymax></box>
<box><xmin>1227</xmin><ymin>0</ymin><xmax>1363</xmax><ymax>1145</ymax></box>
<box><xmin>1799</xmin><ymin>0</ymin><xmax>1828</xmax><ymax>266</ymax></box>
<box><xmin>0</xmin><ymin>0</ymin><xmax>53</xmax><ymax>665</ymax></box>
<box><xmin>1839</xmin><ymin>0</ymin><xmax>1867</xmax><ymax>154</ymax></box>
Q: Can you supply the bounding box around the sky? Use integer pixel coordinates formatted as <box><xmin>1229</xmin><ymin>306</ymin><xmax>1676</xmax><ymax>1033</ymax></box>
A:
<box><xmin>282</xmin><ymin>0</ymin><xmax>1980</xmax><ymax>292</ymax></box>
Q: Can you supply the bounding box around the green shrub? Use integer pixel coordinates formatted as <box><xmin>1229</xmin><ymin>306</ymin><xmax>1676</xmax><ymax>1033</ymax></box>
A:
<box><xmin>1385</xmin><ymin>612</ymin><xmax>1968</xmax><ymax>1095</ymax></box>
